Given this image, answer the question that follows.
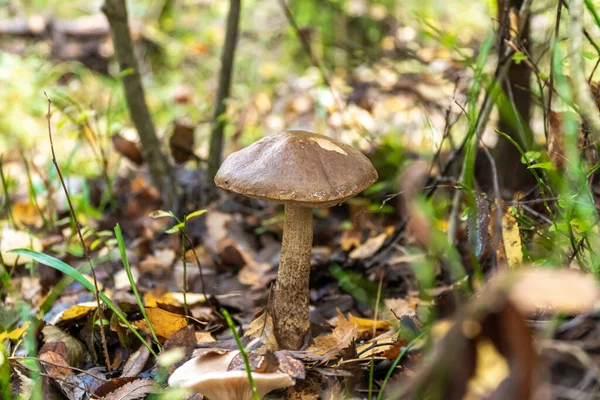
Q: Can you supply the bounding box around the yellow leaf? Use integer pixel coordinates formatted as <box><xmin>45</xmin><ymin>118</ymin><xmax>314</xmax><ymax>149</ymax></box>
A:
<box><xmin>501</xmin><ymin>210</ymin><xmax>522</xmax><ymax>268</ymax></box>
<box><xmin>144</xmin><ymin>292</ymin><xmax>178</xmax><ymax>307</ymax></box>
<box><xmin>0</xmin><ymin>322</ymin><xmax>30</xmax><ymax>341</ymax></box>
<box><xmin>59</xmin><ymin>302</ymin><xmax>97</xmax><ymax>321</ymax></box>
<box><xmin>133</xmin><ymin>308</ymin><xmax>187</xmax><ymax>339</ymax></box>
<box><xmin>347</xmin><ymin>314</ymin><xmax>390</xmax><ymax>334</ymax></box>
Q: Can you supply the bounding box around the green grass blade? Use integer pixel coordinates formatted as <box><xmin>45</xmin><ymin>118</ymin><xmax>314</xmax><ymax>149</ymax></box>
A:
<box><xmin>114</xmin><ymin>224</ymin><xmax>161</xmax><ymax>349</ymax></box>
<box><xmin>11</xmin><ymin>249</ymin><xmax>157</xmax><ymax>357</ymax></box>
<box><xmin>221</xmin><ymin>309</ymin><xmax>259</xmax><ymax>400</ymax></box>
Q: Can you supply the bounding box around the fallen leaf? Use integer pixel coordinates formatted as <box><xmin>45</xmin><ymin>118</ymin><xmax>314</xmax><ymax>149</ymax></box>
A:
<box><xmin>0</xmin><ymin>322</ymin><xmax>30</xmax><ymax>341</ymax></box>
<box><xmin>121</xmin><ymin>345</ymin><xmax>151</xmax><ymax>378</ymax></box>
<box><xmin>245</xmin><ymin>311</ymin><xmax>278</xmax><ymax>353</ymax></box>
<box><xmin>58</xmin><ymin>302</ymin><xmax>97</xmax><ymax>322</ymax></box>
<box><xmin>0</xmin><ymin>226</ymin><xmax>43</xmax><ymax>266</ymax></box>
<box><xmin>132</xmin><ymin>308</ymin><xmax>188</xmax><ymax>339</ymax></box>
<box><xmin>162</xmin><ymin>325</ymin><xmax>197</xmax><ymax>374</ymax></box>
<box><xmin>41</xmin><ymin>326</ymin><xmax>86</xmax><ymax>369</ymax></box>
<box><xmin>348</xmin><ymin>313</ymin><xmax>390</xmax><ymax>334</ymax></box>
<box><xmin>348</xmin><ymin>233</ymin><xmax>387</xmax><ymax>260</ymax></box>
<box><xmin>12</xmin><ymin>202</ymin><xmax>44</xmax><ymax>229</ymax></box>
<box><xmin>309</xmin><ymin>310</ymin><xmax>358</xmax><ymax>358</ymax></box>
<box><xmin>169</xmin><ymin>120</ymin><xmax>196</xmax><ymax>164</ymax></box>
<box><xmin>97</xmin><ymin>378</ymin><xmax>157</xmax><ymax>400</ymax></box>
<box><xmin>501</xmin><ymin>209</ymin><xmax>522</xmax><ymax>268</ymax></box>
<box><xmin>111</xmin><ymin>134</ymin><xmax>144</xmax><ymax>165</ymax></box>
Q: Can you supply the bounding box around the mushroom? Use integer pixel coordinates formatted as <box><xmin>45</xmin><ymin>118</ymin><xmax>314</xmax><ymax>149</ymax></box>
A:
<box><xmin>168</xmin><ymin>350</ymin><xmax>295</xmax><ymax>400</ymax></box>
<box><xmin>215</xmin><ymin>130</ymin><xmax>378</xmax><ymax>349</ymax></box>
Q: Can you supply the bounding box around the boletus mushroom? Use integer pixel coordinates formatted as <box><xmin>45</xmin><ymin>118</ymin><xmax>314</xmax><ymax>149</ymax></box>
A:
<box><xmin>215</xmin><ymin>130</ymin><xmax>378</xmax><ymax>349</ymax></box>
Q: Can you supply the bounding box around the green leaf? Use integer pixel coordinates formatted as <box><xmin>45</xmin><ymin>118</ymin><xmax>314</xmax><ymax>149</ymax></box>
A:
<box><xmin>527</xmin><ymin>162</ymin><xmax>553</xmax><ymax>170</ymax></box>
<box><xmin>184</xmin><ymin>209</ymin><xmax>207</xmax><ymax>222</ymax></box>
<box><xmin>149</xmin><ymin>210</ymin><xmax>175</xmax><ymax>219</ymax></box>
<box><xmin>118</xmin><ymin>68</ymin><xmax>136</xmax><ymax>78</ymax></box>
<box><xmin>165</xmin><ymin>221</ymin><xmax>185</xmax><ymax>234</ymax></box>
<box><xmin>583</xmin><ymin>51</ymin><xmax>597</xmax><ymax>60</ymax></box>
<box><xmin>512</xmin><ymin>51</ymin><xmax>528</xmax><ymax>65</ymax></box>
<box><xmin>10</xmin><ymin>249</ymin><xmax>156</xmax><ymax>356</ymax></box>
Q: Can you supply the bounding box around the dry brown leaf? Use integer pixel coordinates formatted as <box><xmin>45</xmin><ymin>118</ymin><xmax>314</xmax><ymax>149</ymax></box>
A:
<box><xmin>348</xmin><ymin>233</ymin><xmax>387</xmax><ymax>260</ymax></box>
<box><xmin>245</xmin><ymin>311</ymin><xmax>278</xmax><ymax>353</ymax></box>
<box><xmin>121</xmin><ymin>345</ymin><xmax>151</xmax><ymax>378</ymax></box>
<box><xmin>169</xmin><ymin>120</ymin><xmax>196</xmax><ymax>164</ymax></box>
<box><xmin>309</xmin><ymin>310</ymin><xmax>358</xmax><ymax>357</ymax></box>
<box><xmin>503</xmin><ymin>267</ymin><xmax>600</xmax><ymax>315</ymax></box>
<box><xmin>111</xmin><ymin>134</ymin><xmax>144</xmax><ymax>165</ymax></box>
<box><xmin>41</xmin><ymin>326</ymin><xmax>86</xmax><ymax>369</ymax></box>
<box><xmin>340</xmin><ymin>229</ymin><xmax>362</xmax><ymax>251</ymax></box>
<box><xmin>162</xmin><ymin>325</ymin><xmax>197</xmax><ymax>374</ymax></box>
<box><xmin>132</xmin><ymin>308</ymin><xmax>187</xmax><ymax>339</ymax></box>
<box><xmin>99</xmin><ymin>378</ymin><xmax>157</xmax><ymax>400</ymax></box>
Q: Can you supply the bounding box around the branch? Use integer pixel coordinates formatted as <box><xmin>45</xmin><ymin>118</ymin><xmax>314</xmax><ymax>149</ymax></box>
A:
<box><xmin>101</xmin><ymin>0</ymin><xmax>174</xmax><ymax>205</ymax></box>
<box><xmin>568</xmin><ymin>0</ymin><xmax>600</xmax><ymax>140</ymax></box>
<box><xmin>208</xmin><ymin>0</ymin><xmax>242</xmax><ymax>181</ymax></box>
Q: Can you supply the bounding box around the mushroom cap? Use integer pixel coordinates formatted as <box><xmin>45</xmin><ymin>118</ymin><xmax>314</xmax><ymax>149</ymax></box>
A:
<box><xmin>168</xmin><ymin>350</ymin><xmax>295</xmax><ymax>400</ymax></box>
<box><xmin>214</xmin><ymin>130</ymin><xmax>378</xmax><ymax>207</ymax></box>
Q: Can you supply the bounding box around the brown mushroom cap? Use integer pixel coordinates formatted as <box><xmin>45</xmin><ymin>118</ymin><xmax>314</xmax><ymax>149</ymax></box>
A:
<box><xmin>214</xmin><ymin>130</ymin><xmax>378</xmax><ymax>207</ymax></box>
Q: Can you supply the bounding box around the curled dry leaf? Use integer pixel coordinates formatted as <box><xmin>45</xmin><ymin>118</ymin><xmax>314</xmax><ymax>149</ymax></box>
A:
<box><xmin>111</xmin><ymin>134</ymin><xmax>144</xmax><ymax>165</ymax></box>
<box><xmin>309</xmin><ymin>310</ymin><xmax>358</xmax><ymax>359</ymax></box>
<box><xmin>245</xmin><ymin>310</ymin><xmax>279</xmax><ymax>353</ymax></box>
<box><xmin>169</xmin><ymin>120</ymin><xmax>196</xmax><ymax>164</ymax></box>
<box><xmin>162</xmin><ymin>325</ymin><xmax>197</xmax><ymax>374</ymax></box>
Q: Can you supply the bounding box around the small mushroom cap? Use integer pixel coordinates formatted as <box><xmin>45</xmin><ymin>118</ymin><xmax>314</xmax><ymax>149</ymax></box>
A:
<box><xmin>168</xmin><ymin>350</ymin><xmax>294</xmax><ymax>400</ymax></box>
<box><xmin>215</xmin><ymin>130</ymin><xmax>378</xmax><ymax>207</ymax></box>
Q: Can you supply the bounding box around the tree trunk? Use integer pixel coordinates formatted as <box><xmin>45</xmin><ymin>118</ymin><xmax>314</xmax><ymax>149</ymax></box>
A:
<box><xmin>102</xmin><ymin>0</ymin><xmax>175</xmax><ymax>206</ymax></box>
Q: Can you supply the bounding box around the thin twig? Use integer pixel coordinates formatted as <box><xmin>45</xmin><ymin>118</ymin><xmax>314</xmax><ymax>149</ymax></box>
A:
<box><xmin>44</xmin><ymin>94</ymin><xmax>111</xmax><ymax>370</ymax></box>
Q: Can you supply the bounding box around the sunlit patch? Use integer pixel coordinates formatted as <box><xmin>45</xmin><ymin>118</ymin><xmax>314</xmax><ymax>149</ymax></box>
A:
<box><xmin>310</xmin><ymin>137</ymin><xmax>347</xmax><ymax>155</ymax></box>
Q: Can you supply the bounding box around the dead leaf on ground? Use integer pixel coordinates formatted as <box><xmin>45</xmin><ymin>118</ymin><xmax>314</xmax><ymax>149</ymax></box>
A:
<box><xmin>132</xmin><ymin>308</ymin><xmax>188</xmax><ymax>339</ymax></box>
<box><xmin>99</xmin><ymin>378</ymin><xmax>157</xmax><ymax>399</ymax></box>
<box><xmin>0</xmin><ymin>226</ymin><xmax>43</xmax><ymax>266</ymax></box>
<box><xmin>111</xmin><ymin>134</ymin><xmax>144</xmax><ymax>165</ymax></box>
<box><xmin>348</xmin><ymin>233</ymin><xmax>387</xmax><ymax>260</ymax></box>
<box><xmin>12</xmin><ymin>201</ymin><xmax>44</xmax><ymax>228</ymax></box>
<box><xmin>309</xmin><ymin>310</ymin><xmax>358</xmax><ymax>359</ymax></box>
<box><xmin>169</xmin><ymin>120</ymin><xmax>196</xmax><ymax>164</ymax></box>
<box><xmin>121</xmin><ymin>345</ymin><xmax>151</xmax><ymax>378</ymax></box>
<box><xmin>162</xmin><ymin>325</ymin><xmax>197</xmax><ymax>374</ymax></box>
<box><xmin>245</xmin><ymin>310</ymin><xmax>279</xmax><ymax>353</ymax></box>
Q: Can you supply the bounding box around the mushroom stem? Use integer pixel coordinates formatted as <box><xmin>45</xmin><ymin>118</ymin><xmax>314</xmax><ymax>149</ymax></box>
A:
<box><xmin>272</xmin><ymin>204</ymin><xmax>313</xmax><ymax>350</ymax></box>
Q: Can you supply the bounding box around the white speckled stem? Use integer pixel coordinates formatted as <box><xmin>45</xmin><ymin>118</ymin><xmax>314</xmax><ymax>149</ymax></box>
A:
<box><xmin>272</xmin><ymin>205</ymin><xmax>313</xmax><ymax>350</ymax></box>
